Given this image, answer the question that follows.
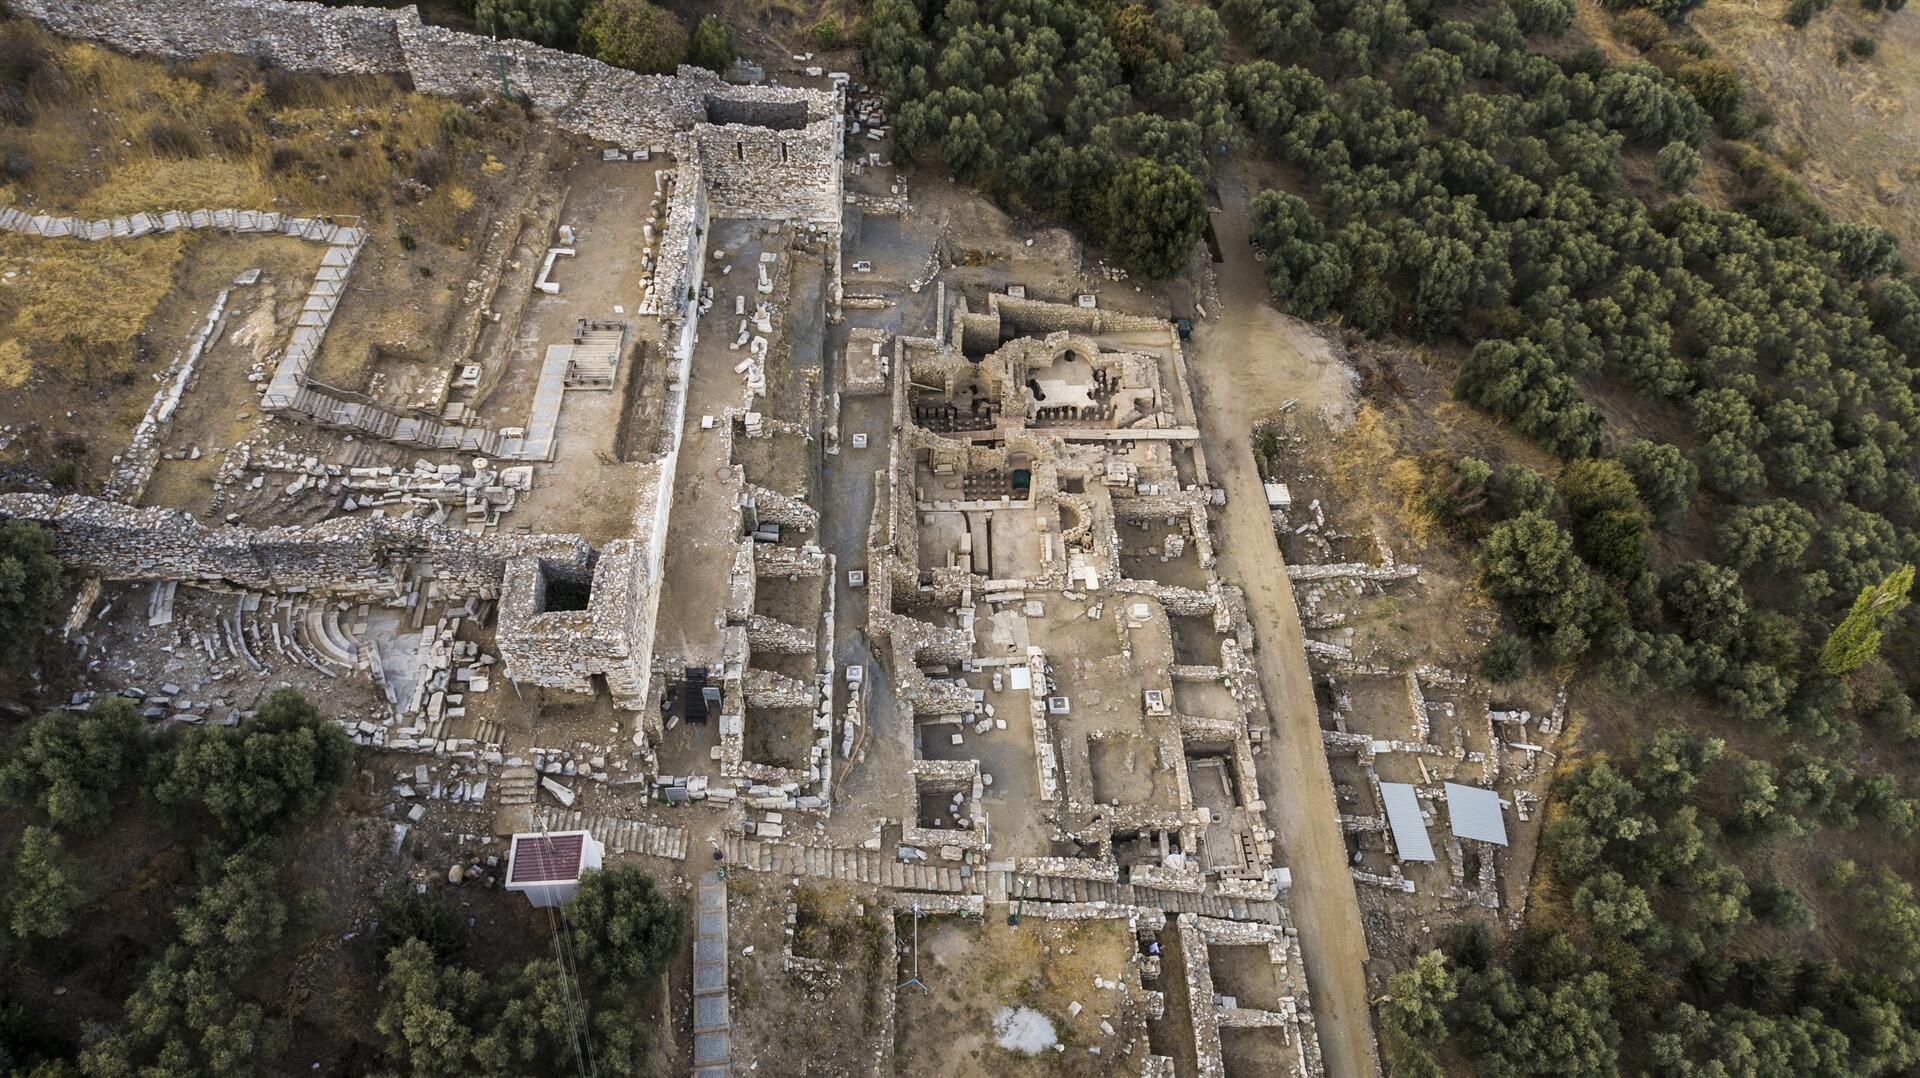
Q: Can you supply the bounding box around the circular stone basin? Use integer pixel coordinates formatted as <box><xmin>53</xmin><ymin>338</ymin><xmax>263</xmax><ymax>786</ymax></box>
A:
<box><xmin>992</xmin><ymin>1006</ymin><xmax>1058</xmax><ymax>1055</ymax></box>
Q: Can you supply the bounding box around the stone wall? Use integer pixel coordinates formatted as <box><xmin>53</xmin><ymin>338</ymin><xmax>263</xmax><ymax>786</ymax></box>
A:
<box><xmin>1175</xmin><ymin>915</ymin><xmax>1229</xmax><ymax>1078</ymax></box>
<box><xmin>494</xmin><ymin>461</ymin><xmax>668</xmax><ymax>708</ymax></box>
<box><xmin>105</xmin><ymin>286</ymin><xmax>232</xmax><ymax>503</ymax></box>
<box><xmin>0</xmin><ymin>493</ymin><xmax>588</xmax><ymax>598</ymax></box>
<box><xmin>396</xmin><ymin>18</ymin><xmax>704</xmax><ymax>143</ymax></box>
<box><xmin>746</xmin><ymin>485</ymin><xmax>818</xmax><ymax>532</ymax></box>
<box><xmin>11</xmin><ymin>0</ymin><xmax>407</xmax><ymax>72</ymax></box>
<box><xmin>652</xmin><ymin>160</ymin><xmax>707</xmax><ymax>345</ymax></box>
<box><xmin>744</xmin><ymin>613</ymin><xmax>815</xmax><ymax>654</ymax></box>
<box><xmin>754</xmin><ymin>543</ymin><xmax>827</xmax><ymax>577</ymax></box>
<box><xmin>986</xmin><ymin>293</ymin><xmax>1176</xmax><ymax>337</ymax></box>
<box><xmin>697</xmin><ymin>120</ymin><xmax>845</xmax><ymax>225</ymax></box>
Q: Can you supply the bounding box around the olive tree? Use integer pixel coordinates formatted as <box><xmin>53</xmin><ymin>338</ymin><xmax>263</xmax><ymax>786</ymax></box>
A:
<box><xmin>569</xmin><ymin>866</ymin><xmax>684</xmax><ymax>986</ymax></box>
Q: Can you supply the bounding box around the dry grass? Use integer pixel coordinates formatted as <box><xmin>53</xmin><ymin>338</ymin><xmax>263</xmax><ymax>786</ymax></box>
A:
<box><xmin>0</xmin><ymin>19</ymin><xmax>506</xmax><ymax>232</ymax></box>
<box><xmin>0</xmin><ymin>230</ymin><xmax>189</xmax><ymax>382</ymax></box>
<box><xmin>0</xmin><ymin>339</ymin><xmax>27</xmax><ymax>389</ymax></box>
<box><xmin>79</xmin><ymin>158</ymin><xmax>275</xmax><ymax>215</ymax></box>
<box><xmin>745</xmin><ymin>0</ymin><xmax>862</xmax><ymax>30</ymax></box>
<box><xmin>1578</xmin><ymin>0</ymin><xmax>1920</xmax><ymax>252</ymax></box>
<box><xmin>0</xmin><ymin>16</ymin><xmax>534</xmax><ymax>388</ymax></box>
<box><xmin>1691</xmin><ymin>0</ymin><xmax>1920</xmax><ymax>249</ymax></box>
<box><xmin>1332</xmin><ymin>404</ymin><xmax>1440</xmax><ymax>547</ymax></box>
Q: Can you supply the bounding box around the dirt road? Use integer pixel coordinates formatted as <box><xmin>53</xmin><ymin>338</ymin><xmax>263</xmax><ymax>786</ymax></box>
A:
<box><xmin>1190</xmin><ymin>173</ymin><xmax>1381</xmax><ymax>1078</ymax></box>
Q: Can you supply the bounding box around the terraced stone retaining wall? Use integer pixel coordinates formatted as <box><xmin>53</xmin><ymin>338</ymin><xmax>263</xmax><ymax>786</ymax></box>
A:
<box><xmin>0</xmin><ymin>492</ymin><xmax>589</xmax><ymax>599</ymax></box>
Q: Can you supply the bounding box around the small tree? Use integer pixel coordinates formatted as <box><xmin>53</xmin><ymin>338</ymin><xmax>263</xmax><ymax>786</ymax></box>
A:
<box><xmin>1612</xmin><ymin>9</ymin><xmax>1667</xmax><ymax>50</ymax></box>
<box><xmin>1717</xmin><ymin>499</ymin><xmax>1815</xmax><ymax>574</ymax></box>
<box><xmin>1478</xmin><ymin>634</ymin><xmax>1533</xmax><ymax>683</ymax></box>
<box><xmin>1510</xmin><ymin>0</ymin><xmax>1576</xmax><ymax>34</ymax></box>
<box><xmin>1637</xmin><ymin>728</ymin><xmax>1724</xmax><ymax>804</ymax></box>
<box><xmin>580</xmin><ymin>0</ymin><xmax>687</xmax><ymax>74</ymax></box>
<box><xmin>375</xmin><ymin>938</ymin><xmax>495</xmax><ymax>1075</ymax></box>
<box><xmin>377</xmin><ymin>883</ymin><xmax>470</xmax><ymax>964</ymax></box>
<box><xmin>151</xmin><ymin>689</ymin><xmax>352</xmax><ymax>841</ymax></box>
<box><xmin>1786</xmin><ymin>0</ymin><xmax>1831</xmax><ymax>26</ymax></box>
<box><xmin>1818</xmin><ymin>564</ymin><xmax>1914</xmax><ymax>674</ymax></box>
<box><xmin>1479</xmin><ymin>512</ymin><xmax>1612</xmax><ymax>659</ymax></box>
<box><xmin>0</xmin><ymin>518</ymin><xmax>64</xmax><ymax>660</ymax></box>
<box><xmin>1560</xmin><ymin>458</ymin><xmax>1653</xmax><ymax>578</ymax></box>
<box><xmin>175</xmin><ymin>852</ymin><xmax>288</xmax><ymax>976</ymax></box>
<box><xmin>1662</xmin><ymin>560</ymin><xmax>1749</xmax><ymax>650</ymax></box>
<box><xmin>1674</xmin><ymin>59</ymin><xmax>1743</xmax><ymax>123</ymax></box>
<box><xmin>1730</xmin><ymin>758</ymin><xmax>1788</xmax><ymax>837</ymax></box>
<box><xmin>1574</xmin><ymin>869</ymin><xmax>1658</xmax><ymax>941</ymax></box>
<box><xmin>0</xmin><ymin>696</ymin><xmax>151</xmax><ymax>834</ymax></box>
<box><xmin>1402</xmin><ymin>48</ymin><xmax>1464</xmax><ymax>111</ymax></box>
<box><xmin>1381</xmin><ymin>949</ymin><xmax>1455</xmax><ymax>1073</ymax></box>
<box><xmin>687</xmin><ymin>15</ymin><xmax>735</xmax><ymax>74</ymax></box>
<box><xmin>1490</xmin><ymin>464</ymin><xmax>1561</xmax><ymax>519</ymax></box>
<box><xmin>1655</xmin><ymin>141</ymin><xmax>1702</xmax><ymax>192</ymax></box>
<box><xmin>1099</xmin><ymin>159</ymin><xmax>1207</xmax><ymax>281</ymax></box>
<box><xmin>471</xmin><ymin>0</ymin><xmax>586</xmax><ymax>49</ymax></box>
<box><xmin>1616</xmin><ymin>440</ymin><xmax>1692</xmax><ymax>515</ymax></box>
<box><xmin>569</xmin><ymin>866</ymin><xmax>684</xmax><ymax>986</ymax></box>
<box><xmin>8</xmin><ymin>825</ymin><xmax>84</xmax><ymax>940</ymax></box>
<box><xmin>1859</xmin><ymin>872</ymin><xmax>1920</xmax><ymax>980</ymax></box>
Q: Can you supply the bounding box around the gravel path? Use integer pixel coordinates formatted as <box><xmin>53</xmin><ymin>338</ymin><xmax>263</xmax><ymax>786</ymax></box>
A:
<box><xmin>1188</xmin><ymin>171</ymin><xmax>1382</xmax><ymax>1078</ymax></box>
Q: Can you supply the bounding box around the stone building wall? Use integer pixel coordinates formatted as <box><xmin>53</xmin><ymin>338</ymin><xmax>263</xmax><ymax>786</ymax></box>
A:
<box><xmin>10</xmin><ymin>0</ymin><xmax>408</xmax><ymax>72</ymax></box>
<box><xmin>493</xmin><ymin>461</ymin><xmax>669</xmax><ymax>708</ymax></box>
<box><xmin>697</xmin><ymin>120</ymin><xmax>845</xmax><ymax>226</ymax></box>
<box><xmin>986</xmin><ymin>293</ymin><xmax>1176</xmax><ymax>337</ymax></box>
<box><xmin>744</xmin><ymin>613</ymin><xmax>815</xmax><ymax>655</ymax></box>
<box><xmin>1175</xmin><ymin>915</ymin><xmax>1229</xmax><ymax>1078</ymax></box>
<box><xmin>653</xmin><ymin>159</ymin><xmax>708</xmax><ymax>348</ymax></box>
<box><xmin>746</xmin><ymin>485</ymin><xmax>818</xmax><ymax>532</ymax></box>
<box><xmin>754</xmin><ymin>543</ymin><xmax>827</xmax><ymax>577</ymax></box>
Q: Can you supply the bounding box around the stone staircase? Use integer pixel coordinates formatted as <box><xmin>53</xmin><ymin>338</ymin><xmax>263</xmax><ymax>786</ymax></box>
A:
<box><xmin>496</xmin><ymin>764</ymin><xmax>538</xmax><ymax>806</ymax></box>
<box><xmin>468</xmin><ymin>716</ymin><xmax>508</xmax><ymax>746</ymax></box>
<box><xmin>722</xmin><ymin>834</ymin><xmax>969</xmax><ymax>893</ymax></box>
<box><xmin>534</xmin><ymin>804</ymin><xmax>690</xmax><ymax>859</ymax></box>
<box><xmin>271</xmin><ymin>383</ymin><xmax>503</xmax><ymax>454</ymax></box>
<box><xmin>1006</xmin><ymin>871</ymin><xmax>1281</xmax><ymax>923</ymax></box>
<box><xmin>714</xmin><ymin>835</ymin><xmax>1283</xmax><ymax>920</ymax></box>
<box><xmin>299</xmin><ymin>600</ymin><xmax>369</xmax><ymax>672</ymax></box>
<box><xmin>220</xmin><ymin>592</ymin><xmax>348</xmax><ymax>680</ymax></box>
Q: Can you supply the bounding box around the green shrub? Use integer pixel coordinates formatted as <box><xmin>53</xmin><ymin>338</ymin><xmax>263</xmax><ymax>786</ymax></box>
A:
<box><xmin>1478</xmin><ymin>634</ymin><xmax>1534</xmax><ymax>683</ymax></box>
<box><xmin>688</xmin><ymin>15</ymin><xmax>735</xmax><ymax>73</ymax></box>
<box><xmin>580</xmin><ymin>0</ymin><xmax>686</xmax><ymax>74</ymax></box>
<box><xmin>1785</xmin><ymin>0</ymin><xmax>1831</xmax><ymax>27</ymax></box>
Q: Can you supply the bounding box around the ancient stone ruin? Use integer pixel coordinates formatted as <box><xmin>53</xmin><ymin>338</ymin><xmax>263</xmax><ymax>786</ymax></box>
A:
<box><xmin>5</xmin><ymin>3</ymin><xmax>1344</xmax><ymax>1073</ymax></box>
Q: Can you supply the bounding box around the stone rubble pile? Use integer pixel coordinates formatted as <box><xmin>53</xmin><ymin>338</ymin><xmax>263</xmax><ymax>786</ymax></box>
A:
<box><xmin>238</xmin><ymin>450</ymin><xmax>534</xmax><ymax>527</ymax></box>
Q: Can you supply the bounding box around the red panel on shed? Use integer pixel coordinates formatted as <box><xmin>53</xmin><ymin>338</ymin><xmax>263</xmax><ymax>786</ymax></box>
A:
<box><xmin>509</xmin><ymin>833</ymin><xmax>585</xmax><ymax>883</ymax></box>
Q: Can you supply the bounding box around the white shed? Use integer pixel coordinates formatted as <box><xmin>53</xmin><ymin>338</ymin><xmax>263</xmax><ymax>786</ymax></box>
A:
<box><xmin>504</xmin><ymin>830</ymin><xmax>604</xmax><ymax>908</ymax></box>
